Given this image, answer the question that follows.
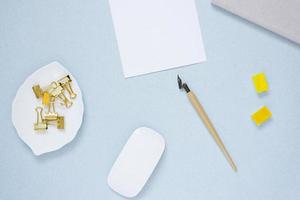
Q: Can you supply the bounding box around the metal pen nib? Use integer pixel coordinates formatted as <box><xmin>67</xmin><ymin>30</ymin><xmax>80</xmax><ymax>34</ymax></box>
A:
<box><xmin>177</xmin><ymin>75</ymin><xmax>190</xmax><ymax>93</ymax></box>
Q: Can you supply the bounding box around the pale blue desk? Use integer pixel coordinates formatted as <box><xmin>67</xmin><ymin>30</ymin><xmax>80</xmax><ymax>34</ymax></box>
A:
<box><xmin>0</xmin><ymin>0</ymin><xmax>300</xmax><ymax>199</ymax></box>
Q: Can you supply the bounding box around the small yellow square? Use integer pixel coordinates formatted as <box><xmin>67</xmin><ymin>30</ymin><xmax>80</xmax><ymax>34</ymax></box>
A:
<box><xmin>252</xmin><ymin>73</ymin><xmax>268</xmax><ymax>93</ymax></box>
<box><xmin>251</xmin><ymin>106</ymin><xmax>272</xmax><ymax>126</ymax></box>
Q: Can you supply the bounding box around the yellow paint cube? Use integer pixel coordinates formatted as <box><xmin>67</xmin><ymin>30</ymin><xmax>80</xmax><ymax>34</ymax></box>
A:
<box><xmin>251</xmin><ymin>106</ymin><xmax>272</xmax><ymax>126</ymax></box>
<box><xmin>252</xmin><ymin>73</ymin><xmax>268</xmax><ymax>93</ymax></box>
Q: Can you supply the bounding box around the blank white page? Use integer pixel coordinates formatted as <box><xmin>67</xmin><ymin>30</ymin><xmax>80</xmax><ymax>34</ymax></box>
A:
<box><xmin>109</xmin><ymin>0</ymin><xmax>206</xmax><ymax>77</ymax></box>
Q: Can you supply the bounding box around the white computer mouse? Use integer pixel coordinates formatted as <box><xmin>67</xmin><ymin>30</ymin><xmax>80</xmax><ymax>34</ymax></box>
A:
<box><xmin>107</xmin><ymin>127</ymin><xmax>165</xmax><ymax>198</ymax></box>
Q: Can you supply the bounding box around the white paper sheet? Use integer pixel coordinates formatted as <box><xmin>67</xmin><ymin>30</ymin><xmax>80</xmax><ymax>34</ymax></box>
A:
<box><xmin>109</xmin><ymin>0</ymin><xmax>206</xmax><ymax>77</ymax></box>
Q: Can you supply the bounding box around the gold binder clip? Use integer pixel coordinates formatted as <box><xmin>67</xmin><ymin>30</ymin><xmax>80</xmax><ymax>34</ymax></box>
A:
<box><xmin>45</xmin><ymin>116</ymin><xmax>64</xmax><ymax>129</ymax></box>
<box><xmin>48</xmin><ymin>82</ymin><xmax>63</xmax><ymax>97</ymax></box>
<box><xmin>34</xmin><ymin>107</ymin><xmax>47</xmax><ymax>131</ymax></box>
<box><xmin>58</xmin><ymin>75</ymin><xmax>77</xmax><ymax>99</ymax></box>
<box><xmin>57</xmin><ymin>116</ymin><xmax>64</xmax><ymax>129</ymax></box>
<box><xmin>42</xmin><ymin>92</ymin><xmax>50</xmax><ymax>106</ymax></box>
<box><xmin>48</xmin><ymin>82</ymin><xmax>72</xmax><ymax>108</ymax></box>
<box><xmin>57</xmin><ymin>91</ymin><xmax>73</xmax><ymax>108</ymax></box>
<box><xmin>44</xmin><ymin>96</ymin><xmax>58</xmax><ymax>121</ymax></box>
<box><xmin>32</xmin><ymin>85</ymin><xmax>44</xmax><ymax>99</ymax></box>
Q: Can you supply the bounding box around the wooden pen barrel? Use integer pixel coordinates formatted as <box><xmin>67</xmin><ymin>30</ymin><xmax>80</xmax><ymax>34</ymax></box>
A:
<box><xmin>187</xmin><ymin>91</ymin><xmax>237</xmax><ymax>172</ymax></box>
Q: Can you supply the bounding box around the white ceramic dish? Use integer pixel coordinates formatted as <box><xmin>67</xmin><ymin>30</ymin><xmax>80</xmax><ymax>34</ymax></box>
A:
<box><xmin>12</xmin><ymin>61</ymin><xmax>84</xmax><ymax>156</ymax></box>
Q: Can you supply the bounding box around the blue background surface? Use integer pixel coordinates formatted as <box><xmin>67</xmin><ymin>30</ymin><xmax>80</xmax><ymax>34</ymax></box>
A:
<box><xmin>1</xmin><ymin>0</ymin><xmax>300</xmax><ymax>199</ymax></box>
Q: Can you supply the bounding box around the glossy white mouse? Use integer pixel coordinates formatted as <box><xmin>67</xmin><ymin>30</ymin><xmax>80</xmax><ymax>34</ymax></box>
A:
<box><xmin>107</xmin><ymin>127</ymin><xmax>165</xmax><ymax>198</ymax></box>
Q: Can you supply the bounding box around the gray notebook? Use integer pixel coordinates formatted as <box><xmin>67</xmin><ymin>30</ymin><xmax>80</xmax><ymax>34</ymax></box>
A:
<box><xmin>212</xmin><ymin>0</ymin><xmax>300</xmax><ymax>44</ymax></box>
